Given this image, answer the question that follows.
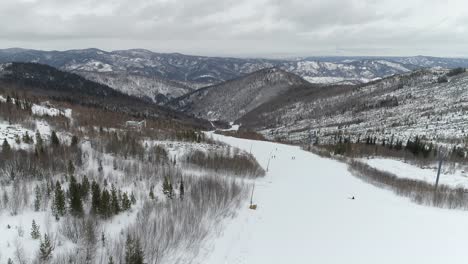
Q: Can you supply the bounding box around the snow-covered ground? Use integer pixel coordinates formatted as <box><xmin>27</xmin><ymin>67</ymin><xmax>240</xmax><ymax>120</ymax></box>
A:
<box><xmin>31</xmin><ymin>104</ymin><xmax>72</xmax><ymax>119</ymax></box>
<box><xmin>197</xmin><ymin>133</ymin><xmax>468</xmax><ymax>264</ymax></box>
<box><xmin>0</xmin><ymin>209</ymin><xmax>64</xmax><ymax>263</ymax></box>
<box><xmin>0</xmin><ymin>120</ymin><xmax>52</xmax><ymax>150</ymax></box>
<box><xmin>0</xmin><ymin>96</ymin><xmax>71</xmax><ymax>120</ymax></box>
<box><xmin>361</xmin><ymin>157</ymin><xmax>468</xmax><ymax>189</ymax></box>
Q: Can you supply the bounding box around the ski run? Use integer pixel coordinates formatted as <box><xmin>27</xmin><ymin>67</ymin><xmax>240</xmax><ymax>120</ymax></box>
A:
<box><xmin>197</xmin><ymin>132</ymin><xmax>468</xmax><ymax>264</ymax></box>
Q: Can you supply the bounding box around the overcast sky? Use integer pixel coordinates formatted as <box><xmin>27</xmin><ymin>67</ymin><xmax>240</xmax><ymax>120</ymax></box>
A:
<box><xmin>0</xmin><ymin>0</ymin><xmax>467</xmax><ymax>58</ymax></box>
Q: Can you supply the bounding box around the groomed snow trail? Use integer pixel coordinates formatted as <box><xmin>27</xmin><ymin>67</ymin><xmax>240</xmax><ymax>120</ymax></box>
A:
<box><xmin>196</xmin><ymin>133</ymin><xmax>468</xmax><ymax>264</ymax></box>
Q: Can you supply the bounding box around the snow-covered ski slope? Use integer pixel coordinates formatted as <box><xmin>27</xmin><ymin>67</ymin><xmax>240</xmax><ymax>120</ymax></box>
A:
<box><xmin>198</xmin><ymin>133</ymin><xmax>468</xmax><ymax>264</ymax></box>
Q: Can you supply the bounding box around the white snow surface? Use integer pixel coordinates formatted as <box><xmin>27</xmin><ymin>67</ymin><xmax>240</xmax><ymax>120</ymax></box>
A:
<box><xmin>31</xmin><ymin>104</ymin><xmax>72</xmax><ymax>119</ymax></box>
<box><xmin>224</xmin><ymin>122</ymin><xmax>240</xmax><ymax>131</ymax></box>
<box><xmin>197</xmin><ymin>133</ymin><xmax>468</xmax><ymax>264</ymax></box>
<box><xmin>361</xmin><ymin>157</ymin><xmax>468</xmax><ymax>189</ymax></box>
<box><xmin>0</xmin><ymin>120</ymin><xmax>52</xmax><ymax>150</ymax></box>
<box><xmin>303</xmin><ymin>76</ymin><xmax>346</xmax><ymax>83</ymax></box>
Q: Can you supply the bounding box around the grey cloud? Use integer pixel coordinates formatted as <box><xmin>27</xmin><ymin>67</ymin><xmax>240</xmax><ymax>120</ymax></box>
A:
<box><xmin>0</xmin><ymin>0</ymin><xmax>466</xmax><ymax>57</ymax></box>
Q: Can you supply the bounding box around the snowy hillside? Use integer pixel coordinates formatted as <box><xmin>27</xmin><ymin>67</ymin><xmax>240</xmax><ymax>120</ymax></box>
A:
<box><xmin>167</xmin><ymin>68</ymin><xmax>311</xmax><ymax>121</ymax></box>
<box><xmin>77</xmin><ymin>71</ymin><xmax>193</xmax><ymax>104</ymax></box>
<box><xmin>0</xmin><ymin>62</ymin><xmax>211</xmax><ymax>129</ymax></box>
<box><xmin>0</xmin><ymin>86</ymin><xmax>262</xmax><ymax>263</ymax></box>
<box><xmin>196</xmin><ymin>132</ymin><xmax>468</xmax><ymax>264</ymax></box>
<box><xmin>283</xmin><ymin>59</ymin><xmax>412</xmax><ymax>84</ymax></box>
<box><xmin>239</xmin><ymin>68</ymin><xmax>468</xmax><ymax>147</ymax></box>
<box><xmin>393</xmin><ymin>56</ymin><xmax>468</xmax><ymax>69</ymax></box>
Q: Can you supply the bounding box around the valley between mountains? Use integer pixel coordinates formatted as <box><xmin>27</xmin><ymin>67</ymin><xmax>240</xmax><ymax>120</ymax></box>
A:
<box><xmin>1</xmin><ymin>50</ymin><xmax>468</xmax><ymax>263</ymax></box>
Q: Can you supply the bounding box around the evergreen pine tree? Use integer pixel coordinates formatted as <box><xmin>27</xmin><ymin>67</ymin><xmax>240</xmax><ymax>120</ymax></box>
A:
<box><xmin>54</xmin><ymin>181</ymin><xmax>66</xmax><ymax>218</ymax></box>
<box><xmin>179</xmin><ymin>178</ymin><xmax>185</xmax><ymax>200</ymax></box>
<box><xmin>124</xmin><ymin>234</ymin><xmax>134</xmax><ymax>264</ymax></box>
<box><xmin>14</xmin><ymin>135</ymin><xmax>20</xmax><ymax>144</ymax></box>
<box><xmin>122</xmin><ymin>192</ymin><xmax>131</xmax><ymax>211</ymax></box>
<box><xmin>2</xmin><ymin>138</ymin><xmax>11</xmax><ymax>155</ymax></box>
<box><xmin>35</xmin><ymin>130</ymin><xmax>43</xmax><ymax>149</ymax></box>
<box><xmin>110</xmin><ymin>184</ymin><xmax>120</xmax><ymax>215</ymax></box>
<box><xmin>34</xmin><ymin>185</ymin><xmax>41</xmax><ymax>211</ymax></box>
<box><xmin>108</xmin><ymin>256</ymin><xmax>114</xmax><ymax>264</ymax></box>
<box><xmin>69</xmin><ymin>176</ymin><xmax>83</xmax><ymax>216</ymax></box>
<box><xmin>50</xmin><ymin>131</ymin><xmax>60</xmax><ymax>147</ymax></box>
<box><xmin>70</xmin><ymin>135</ymin><xmax>79</xmax><ymax>147</ymax></box>
<box><xmin>31</xmin><ymin>220</ymin><xmax>41</xmax><ymax>239</ymax></box>
<box><xmin>132</xmin><ymin>238</ymin><xmax>144</xmax><ymax>264</ymax></box>
<box><xmin>100</xmin><ymin>189</ymin><xmax>111</xmax><ymax>218</ymax></box>
<box><xmin>81</xmin><ymin>176</ymin><xmax>90</xmax><ymax>200</ymax></box>
<box><xmin>91</xmin><ymin>180</ymin><xmax>101</xmax><ymax>215</ymax></box>
<box><xmin>125</xmin><ymin>234</ymin><xmax>144</xmax><ymax>264</ymax></box>
<box><xmin>39</xmin><ymin>233</ymin><xmax>54</xmax><ymax>261</ymax></box>
<box><xmin>22</xmin><ymin>131</ymin><xmax>32</xmax><ymax>144</ymax></box>
<box><xmin>130</xmin><ymin>192</ymin><xmax>136</xmax><ymax>205</ymax></box>
<box><xmin>7</xmin><ymin>258</ymin><xmax>13</xmax><ymax>264</ymax></box>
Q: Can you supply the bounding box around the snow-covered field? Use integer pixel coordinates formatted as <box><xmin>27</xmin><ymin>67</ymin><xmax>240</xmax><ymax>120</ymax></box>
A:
<box><xmin>197</xmin><ymin>133</ymin><xmax>468</xmax><ymax>264</ymax></box>
<box><xmin>361</xmin><ymin>157</ymin><xmax>468</xmax><ymax>188</ymax></box>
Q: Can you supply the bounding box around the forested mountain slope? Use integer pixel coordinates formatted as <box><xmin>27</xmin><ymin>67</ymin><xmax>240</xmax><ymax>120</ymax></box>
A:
<box><xmin>2</xmin><ymin>48</ymin><xmax>468</xmax><ymax>101</ymax></box>
<box><xmin>0</xmin><ymin>62</ymin><xmax>211</xmax><ymax>129</ymax></box>
<box><xmin>167</xmin><ymin>68</ymin><xmax>312</xmax><ymax>121</ymax></box>
<box><xmin>239</xmin><ymin>68</ymin><xmax>468</xmax><ymax>146</ymax></box>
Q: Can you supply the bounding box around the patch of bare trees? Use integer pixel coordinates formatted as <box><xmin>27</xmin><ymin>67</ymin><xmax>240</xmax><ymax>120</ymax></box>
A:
<box><xmin>183</xmin><ymin>149</ymin><xmax>265</xmax><ymax>178</ymax></box>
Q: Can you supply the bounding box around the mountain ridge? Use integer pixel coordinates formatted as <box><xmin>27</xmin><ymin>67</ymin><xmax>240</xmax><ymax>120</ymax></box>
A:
<box><xmin>2</xmin><ymin>48</ymin><xmax>468</xmax><ymax>106</ymax></box>
<box><xmin>237</xmin><ymin>67</ymin><xmax>468</xmax><ymax>145</ymax></box>
<box><xmin>0</xmin><ymin>62</ymin><xmax>212</xmax><ymax>129</ymax></box>
<box><xmin>167</xmin><ymin>67</ymin><xmax>313</xmax><ymax>121</ymax></box>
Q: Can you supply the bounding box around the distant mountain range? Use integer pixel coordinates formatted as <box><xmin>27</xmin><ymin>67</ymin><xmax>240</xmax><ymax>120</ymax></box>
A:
<box><xmin>1</xmin><ymin>50</ymin><xmax>468</xmax><ymax>146</ymax></box>
<box><xmin>1</xmin><ymin>48</ymin><xmax>468</xmax><ymax>104</ymax></box>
